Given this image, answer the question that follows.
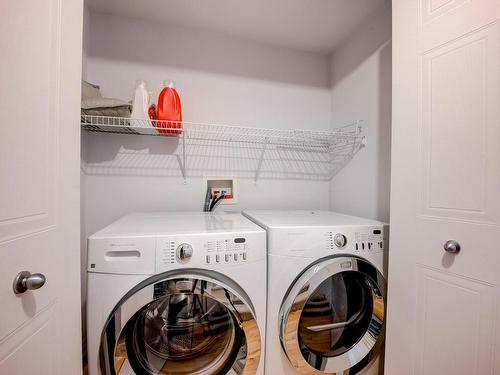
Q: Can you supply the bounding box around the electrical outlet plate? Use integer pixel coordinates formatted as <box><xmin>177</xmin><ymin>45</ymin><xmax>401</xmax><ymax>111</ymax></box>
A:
<box><xmin>202</xmin><ymin>177</ymin><xmax>237</xmax><ymax>205</ymax></box>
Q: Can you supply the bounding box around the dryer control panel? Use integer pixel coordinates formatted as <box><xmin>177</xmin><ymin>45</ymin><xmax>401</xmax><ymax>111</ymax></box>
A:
<box><xmin>353</xmin><ymin>229</ymin><xmax>385</xmax><ymax>252</ymax></box>
<box><xmin>325</xmin><ymin>226</ymin><xmax>387</xmax><ymax>254</ymax></box>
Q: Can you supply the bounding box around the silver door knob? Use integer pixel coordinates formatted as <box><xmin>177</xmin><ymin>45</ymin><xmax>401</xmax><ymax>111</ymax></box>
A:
<box><xmin>13</xmin><ymin>271</ymin><xmax>46</xmax><ymax>294</ymax></box>
<box><xmin>443</xmin><ymin>240</ymin><xmax>461</xmax><ymax>254</ymax></box>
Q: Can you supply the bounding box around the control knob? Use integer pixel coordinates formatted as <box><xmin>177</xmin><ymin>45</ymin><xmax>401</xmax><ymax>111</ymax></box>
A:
<box><xmin>176</xmin><ymin>243</ymin><xmax>193</xmax><ymax>263</ymax></box>
<box><xmin>333</xmin><ymin>233</ymin><xmax>347</xmax><ymax>248</ymax></box>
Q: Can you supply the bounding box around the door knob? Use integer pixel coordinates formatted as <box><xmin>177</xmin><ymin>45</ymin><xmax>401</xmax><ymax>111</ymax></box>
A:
<box><xmin>13</xmin><ymin>271</ymin><xmax>46</xmax><ymax>294</ymax></box>
<box><xmin>443</xmin><ymin>240</ymin><xmax>461</xmax><ymax>254</ymax></box>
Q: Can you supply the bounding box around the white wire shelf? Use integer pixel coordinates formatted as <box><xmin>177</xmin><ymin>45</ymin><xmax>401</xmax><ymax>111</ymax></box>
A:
<box><xmin>81</xmin><ymin>115</ymin><xmax>365</xmax><ymax>181</ymax></box>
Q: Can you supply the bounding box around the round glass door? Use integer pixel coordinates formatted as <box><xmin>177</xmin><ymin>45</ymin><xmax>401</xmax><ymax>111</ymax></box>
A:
<box><xmin>100</xmin><ymin>272</ymin><xmax>261</xmax><ymax>375</ymax></box>
<box><xmin>279</xmin><ymin>256</ymin><xmax>385</xmax><ymax>375</ymax></box>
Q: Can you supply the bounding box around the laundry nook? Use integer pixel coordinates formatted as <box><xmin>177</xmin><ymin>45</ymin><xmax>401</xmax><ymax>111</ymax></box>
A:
<box><xmin>1</xmin><ymin>1</ymin><xmax>499</xmax><ymax>375</ymax></box>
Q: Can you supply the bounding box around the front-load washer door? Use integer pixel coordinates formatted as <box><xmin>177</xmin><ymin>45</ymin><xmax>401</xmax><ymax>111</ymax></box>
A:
<box><xmin>279</xmin><ymin>256</ymin><xmax>385</xmax><ymax>375</ymax></box>
<box><xmin>99</xmin><ymin>269</ymin><xmax>261</xmax><ymax>375</ymax></box>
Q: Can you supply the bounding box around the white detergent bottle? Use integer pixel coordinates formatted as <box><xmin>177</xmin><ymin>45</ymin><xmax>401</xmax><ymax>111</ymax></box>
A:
<box><xmin>131</xmin><ymin>80</ymin><xmax>156</xmax><ymax>134</ymax></box>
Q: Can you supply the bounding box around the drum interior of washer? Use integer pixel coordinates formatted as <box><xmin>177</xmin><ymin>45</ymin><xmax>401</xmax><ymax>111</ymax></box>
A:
<box><xmin>124</xmin><ymin>291</ymin><xmax>244</xmax><ymax>374</ymax></box>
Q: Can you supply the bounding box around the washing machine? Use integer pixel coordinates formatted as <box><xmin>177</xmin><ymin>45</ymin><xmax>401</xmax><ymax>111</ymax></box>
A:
<box><xmin>86</xmin><ymin>212</ymin><xmax>266</xmax><ymax>375</ymax></box>
<box><xmin>243</xmin><ymin>210</ymin><xmax>388</xmax><ymax>375</ymax></box>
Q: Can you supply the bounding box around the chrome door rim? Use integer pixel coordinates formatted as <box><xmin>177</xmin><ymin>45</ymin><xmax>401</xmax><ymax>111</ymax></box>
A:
<box><xmin>99</xmin><ymin>269</ymin><xmax>261</xmax><ymax>375</ymax></box>
<box><xmin>279</xmin><ymin>256</ymin><xmax>385</xmax><ymax>374</ymax></box>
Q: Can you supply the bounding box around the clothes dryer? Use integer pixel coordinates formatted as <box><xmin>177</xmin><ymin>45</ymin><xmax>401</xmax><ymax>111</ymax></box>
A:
<box><xmin>243</xmin><ymin>210</ymin><xmax>388</xmax><ymax>375</ymax></box>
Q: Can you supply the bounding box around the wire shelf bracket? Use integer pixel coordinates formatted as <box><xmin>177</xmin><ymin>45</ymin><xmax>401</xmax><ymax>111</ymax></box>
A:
<box><xmin>254</xmin><ymin>138</ymin><xmax>269</xmax><ymax>183</ymax></box>
<box><xmin>180</xmin><ymin>131</ymin><xmax>187</xmax><ymax>182</ymax></box>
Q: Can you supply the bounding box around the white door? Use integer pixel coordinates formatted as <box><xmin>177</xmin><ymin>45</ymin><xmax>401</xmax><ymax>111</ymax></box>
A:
<box><xmin>0</xmin><ymin>1</ymin><xmax>83</xmax><ymax>374</ymax></box>
<box><xmin>386</xmin><ymin>1</ymin><xmax>500</xmax><ymax>374</ymax></box>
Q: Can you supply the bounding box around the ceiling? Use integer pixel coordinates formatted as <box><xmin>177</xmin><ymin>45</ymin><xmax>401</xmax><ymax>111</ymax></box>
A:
<box><xmin>85</xmin><ymin>0</ymin><xmax>389</xmax><ymax>54</ymax></box>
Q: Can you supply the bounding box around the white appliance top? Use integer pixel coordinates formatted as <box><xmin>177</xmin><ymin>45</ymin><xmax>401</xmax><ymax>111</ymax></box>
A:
<box><xmin>243</xmin><ymin>210</ymin><xmax>387</xmax><ymax>265</ymax></box>
<box><xmin>89</xmin><ymin>212</ymin><xmax>265</xmax><ymax>239</ymax></box>
<box><xmin>243</xmin><ymin>210</ymin><xmax>385</xmax><ymax>229</ymax></box>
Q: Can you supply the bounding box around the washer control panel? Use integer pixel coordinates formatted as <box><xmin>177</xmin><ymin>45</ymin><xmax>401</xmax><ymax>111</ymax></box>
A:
<box><xmin>204</xmin><ymin>237</ymin><xmax>248</xmax><ymax>265</ymax></box>
<box><xmin>156</xmin><ymin>236</ymin><xmax>251</xmax><ymax>271</ymax></box>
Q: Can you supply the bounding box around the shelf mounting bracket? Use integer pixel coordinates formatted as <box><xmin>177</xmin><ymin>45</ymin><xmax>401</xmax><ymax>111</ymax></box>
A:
<box><xmin>254</xmin><ymin>138</ymin><xmax>269</xmax><ymax>183</ymax></box>
<box><xmin>177</xmin><ymin>131</ymin><xmax>187</xmax><ymax>182</ymax></box>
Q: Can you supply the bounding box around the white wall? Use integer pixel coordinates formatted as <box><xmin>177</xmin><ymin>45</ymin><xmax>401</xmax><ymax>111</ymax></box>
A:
<box><xmin>329</xmin><ymin>4</ymin><xmax>392</xmax><ymax>222</ymax></box>
<box><xmin>83</xmin><ymin>12</ymin><xmax>333</xmax><ymax>236</ymax></box>
<box><xmin>81</xmin><ymin>5</ymin><xmax>90</xmax><ymax>79</ymax></box>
